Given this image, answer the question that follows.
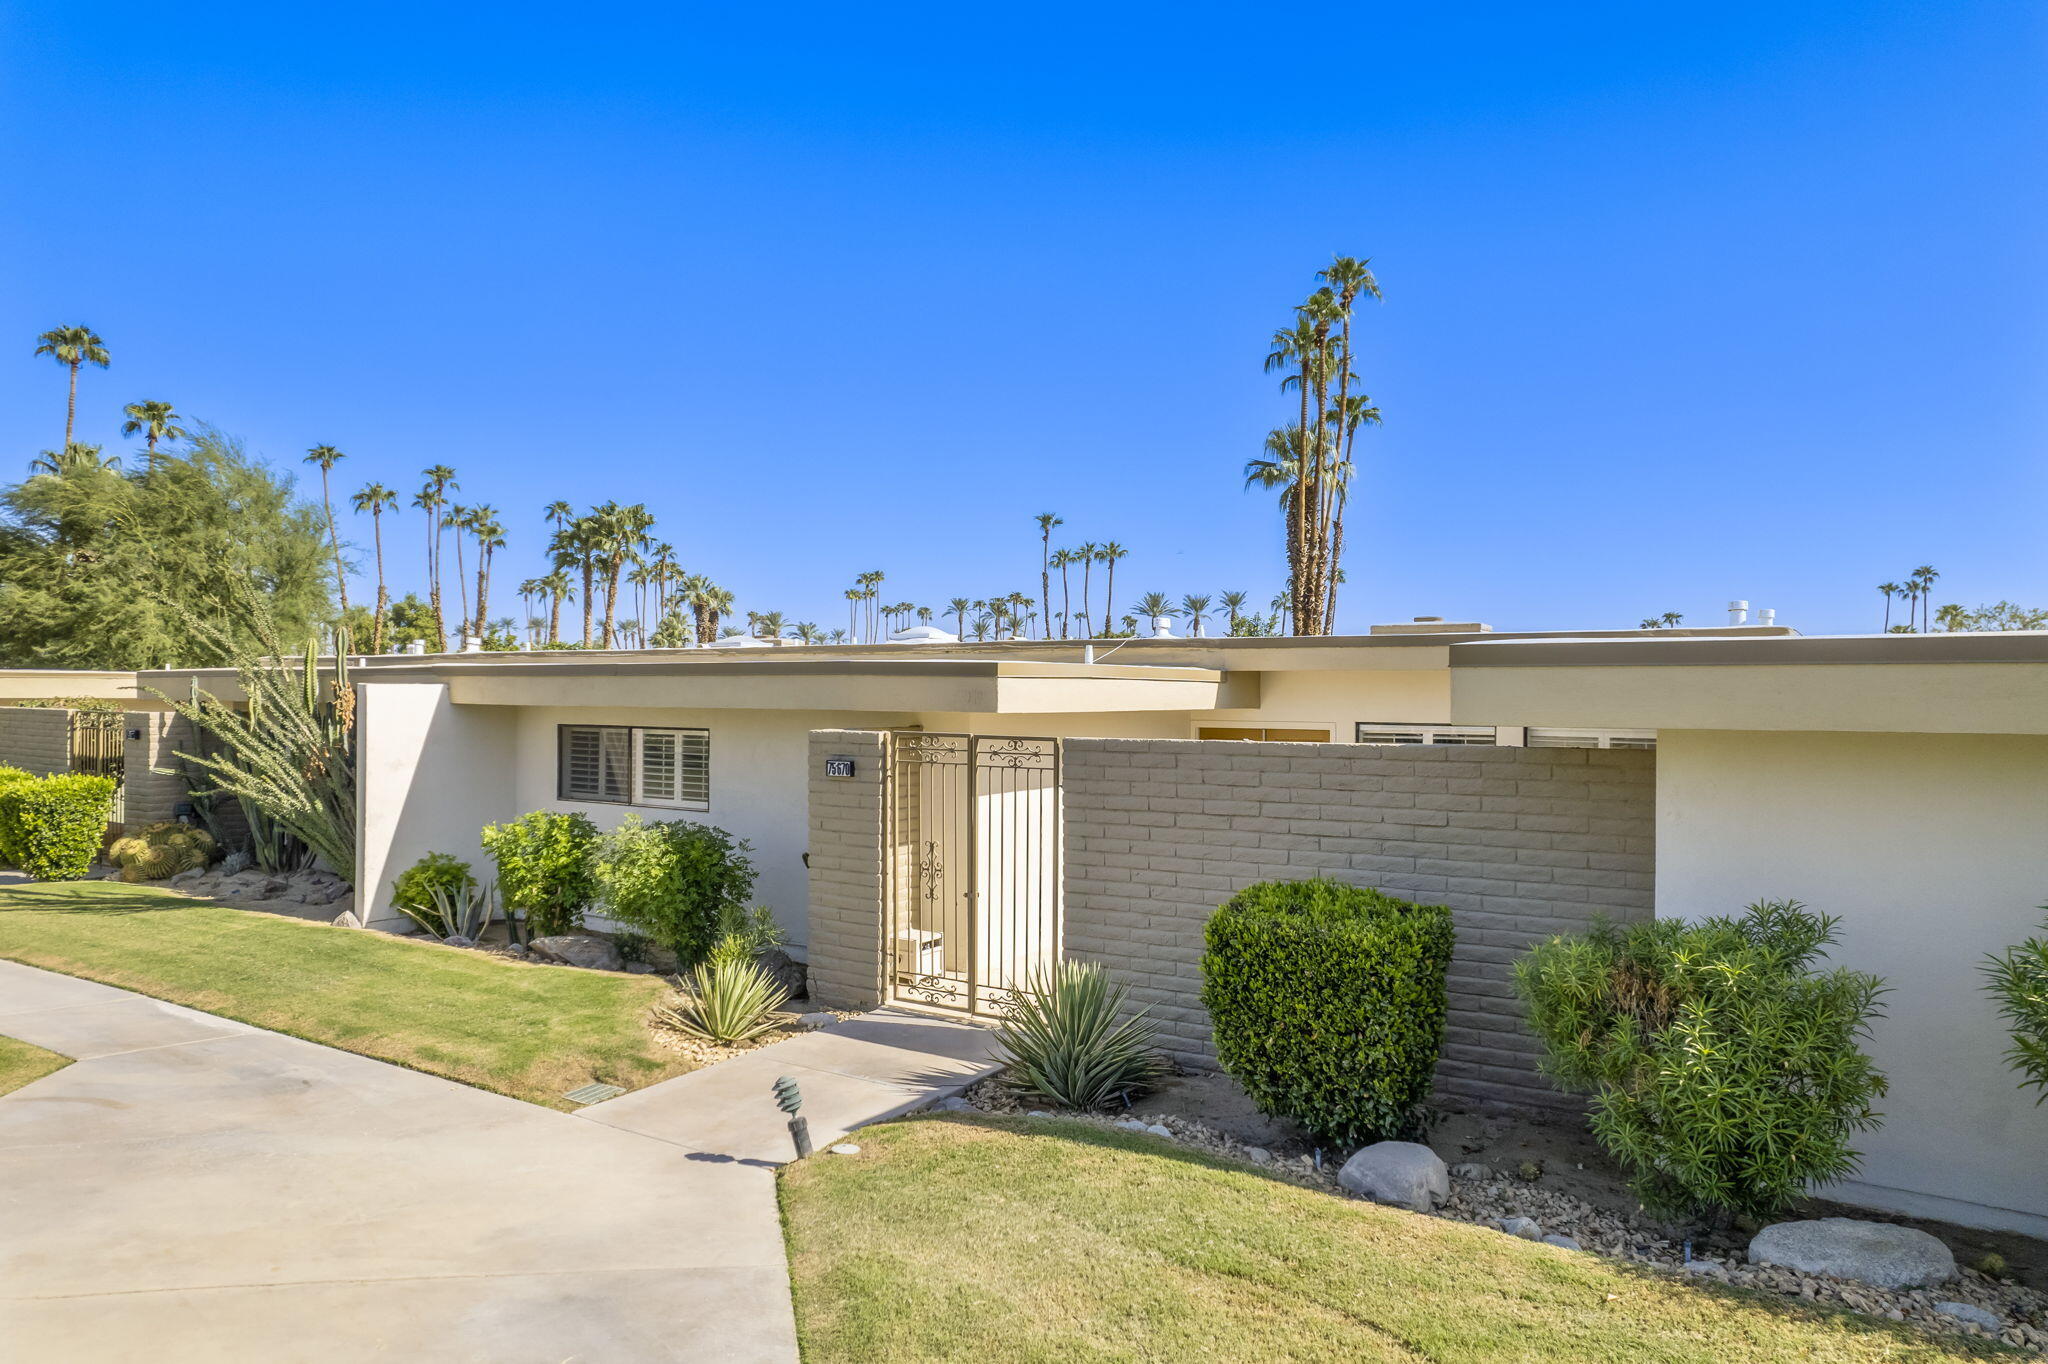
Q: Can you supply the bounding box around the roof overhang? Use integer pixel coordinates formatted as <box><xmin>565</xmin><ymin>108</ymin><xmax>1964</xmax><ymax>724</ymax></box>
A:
<box><xmin>1448</xmin><ymin>634</ymin><xmax>2048</xmax><ymax>735</ymax></box>
<box><xmin>0</xmin><ymin>670</ymin><xmax>148</xmax><ymax>704</ymax></box>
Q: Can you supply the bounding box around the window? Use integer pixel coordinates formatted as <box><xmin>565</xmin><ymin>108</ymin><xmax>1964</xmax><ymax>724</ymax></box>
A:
<box><xmin>1196</xmin><ymin>726</ymin><xmax>1333</xmax><ymax>743</ymax></box>
<box><xmin>1526</xmin><ymin>727</ymin><xmax>1656</xmax><ymax>750</ymax></box>
<box><xmin>1354</xmin><ymin>722</ymin><xmax>1498</xmax><ymax>746</ymax></box>
<box><xmin>558</xmin><ymin>725</ymin><xmax>709</xmax><ymax>809</ymax></box>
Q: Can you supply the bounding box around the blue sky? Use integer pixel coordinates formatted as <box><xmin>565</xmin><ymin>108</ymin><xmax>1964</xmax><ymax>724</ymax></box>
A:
<box><xmin>3</xmin><ymin>3</ymin><xmax>2041</xmax><ymax>636</ymax></box>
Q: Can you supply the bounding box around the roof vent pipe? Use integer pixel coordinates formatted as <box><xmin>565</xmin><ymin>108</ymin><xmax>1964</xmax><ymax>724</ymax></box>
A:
<box><xmin>1082</xmin><ymin>644</ymin><xmax>1095</xmax><ymax>665</ymax></box>
<box><xmin>1727</xmin><ymin>600</ymin><xmax>1749</xmax><ymax>626</ymax></box>
<box><xmin>1757</xmin><ymin>608</ymin><xmax>1776</xmax><ymax>627</ymax></box>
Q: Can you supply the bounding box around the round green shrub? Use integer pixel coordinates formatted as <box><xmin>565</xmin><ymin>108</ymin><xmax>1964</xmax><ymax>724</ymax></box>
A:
<box><xmin>481</xmin><ymin>811</ymin><xmax>599</xmax><ymax>937</ymax></box>
<box><xmin>592</xmin><ymin>815</ymin><xmax>755</xmax><ymax>967</ymax></box>
<box><xmin>0</xmin><ymin>774</ymin><xmax>117</xmax><ymax>881</ymax></box>
<box><xmin>390</xmin><ymin>852</ymin><xmax>477</xmax><ymax>916</ymax></box>
<box><xmin>1515</xmin><ymin>899</ymin><xmax>1888</xmax><ymax>1221</ymax></box>
<box><xmin>1201</xmin><ymin>879</ymin><xmax>1454</xmax><ymax>1148</ymax></box>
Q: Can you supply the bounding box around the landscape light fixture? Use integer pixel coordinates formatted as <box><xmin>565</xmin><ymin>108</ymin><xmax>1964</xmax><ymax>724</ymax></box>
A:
<box><xmin>773</xmin><ymin>1075</ymin><xmax>812</xmax><ymax>1159</ymax></box>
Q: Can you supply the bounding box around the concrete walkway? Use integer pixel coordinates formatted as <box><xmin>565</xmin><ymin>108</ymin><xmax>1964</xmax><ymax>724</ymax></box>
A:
<box><xmin>0</xmin><ymin>960</ymin><xmax>998</xmax><ymax>1362</ymax></box>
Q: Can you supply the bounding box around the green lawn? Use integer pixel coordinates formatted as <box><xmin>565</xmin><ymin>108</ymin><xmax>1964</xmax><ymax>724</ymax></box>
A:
<box><xmin>0</xmin><ymin>880</ymin><xmax>694</xmax><ymax>1107</ymax></box>
<box><xmin>0</xmin><ymin>1033</ymin><xmax>70</xmax><ymax>1096</ymax></box>
<box><xmin>779</xmin><ymin>1116</ymin><xmax>2008</xmax><ymax>1364</ymax></box>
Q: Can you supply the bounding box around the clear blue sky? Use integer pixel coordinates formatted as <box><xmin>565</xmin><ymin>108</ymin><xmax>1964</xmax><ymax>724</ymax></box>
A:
<box><xmin>3</xmin><ymin>3</ymin><xmax>2041</xmax><ymax>636</ymax></box>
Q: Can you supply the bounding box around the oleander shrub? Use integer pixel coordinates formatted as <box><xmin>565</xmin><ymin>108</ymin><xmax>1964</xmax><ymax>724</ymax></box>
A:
<box><xmin>107</xmin><ymin>821</ymin><xmax>218</xmax><ymax>882</ymax></box>
<box><xmin>1515</xmin><ymin>899</ymin><xmax>1888</xmax><ymax>1220</ymax></box>
<box><xmin>480</xmin><ymin>810</ymin><xmax>600</xmax><ymax>937</ymax></box>
<box><xmin>390</xmin><ymin>852</ymin><xmax>478</xmax><ymax>924</ymax></box>
<box><xmin>0</xmin><ymin>774</ymin><xmax>117</xmax><ymax>881</ymax></box>
<box><xmin>994</xmin><ymin>961</ymin><xmax>1167</xmax><ymax>1111</ymax></box>
<box><xmin>1983</xmin><ymin>910</ymin><xmax>2048</xmax><ymax>1104</ymax></box>
<box><xmin>592</xmin><ymin>815</ymin><xmax>755</xmax><ymax>968</ymax></box>
<box><xmin>1201</xmin><ymin>879</ymin><xmax>1454</xmax><ymax>1148</ymax></box>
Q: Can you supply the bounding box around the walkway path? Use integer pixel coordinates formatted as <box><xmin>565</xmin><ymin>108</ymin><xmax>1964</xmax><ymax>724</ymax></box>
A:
<box><xmin>0</xmin><ymin>960</ymin><xmax>998</xmax><ymax>1362</ymax></box>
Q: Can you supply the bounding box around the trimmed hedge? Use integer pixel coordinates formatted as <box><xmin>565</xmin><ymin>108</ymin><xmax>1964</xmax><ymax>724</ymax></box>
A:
<box><xmin>0</xmin><ymin>774</ymin><xmax>117</xmax><ymax>881</ymax></box>
<box><xmin>1201</xmin><ymin>879</ymin><xmax>1454</xmax><ymax>1148</ymax></box>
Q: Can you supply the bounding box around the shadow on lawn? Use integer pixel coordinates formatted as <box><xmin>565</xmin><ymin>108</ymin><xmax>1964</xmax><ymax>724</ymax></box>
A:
<box><xmin>878</xmin><ymin>1111</ymin><xmax>2016</xmax><ymax>1361</ymax></box>
<box><xmin>0</xmin><ymin>882</ymin><xmax>201</xmax><ymax>916</ymax></box>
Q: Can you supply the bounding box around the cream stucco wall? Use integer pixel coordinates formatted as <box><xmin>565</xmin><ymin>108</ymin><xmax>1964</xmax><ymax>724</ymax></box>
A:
<box><xmin>1197</xmin><ymin>667</ymin><xmax>1453</xmax><ymax>738</ymax></box>
<box><xmin>1656</xmin><ymin>730</ymin><xmax>2048</xmax><ymax>1235</ymax></box>
<box><xmin>356</xmin><ymin>683</ymin><xmax>519</xmax><ymax>931</ymax></box>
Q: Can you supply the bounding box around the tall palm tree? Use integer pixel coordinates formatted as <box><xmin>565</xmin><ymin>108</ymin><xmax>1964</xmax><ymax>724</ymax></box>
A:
<box><xmin>34</xmin><ymin>325</ymin><xmax>110</xmax><ymax>448</ymax></box>
<box><xmin>597</xmin><ymin>503</ymin><xmax>654</xmax><ymax>647</ymax></box>
<box><xmin>1316</xmin><ymin>256</ymin><xmax>1381</xmax><ymax>628</ymax></box>
<box><xmin>1075</xmin><ymin>542</ymin><xmax>1098</xmax><ymax>638</ymax></box>
<box><xmin>1269</xmin><ymin>590</ymin><xmax>1292</xmax><ymax>636</ymax></box>
<box><xmin>1877</xmin><ymin>582</ymin><xmax>1899</xmax><ymax>631</ymax></box>
<box><xmin>855</xmin><ymin>570</ymin><xmax>885</xmax><ymax>642</ymax></box>
<box><xmin>120</xmin><ymin>400</ymin><xmax>186</xmax><ymax>466</ymax></box>
<box><xmin>1180</xmin><ymin>594</ymin><xmax>1212</xmax><ymax>637</ymax></box>
<box><xmin>470</xmin><ymin>506</ymin><xmax>505</xmax><ymax>639</ymax></box>
<box><xmin>303</xmin><ymin>445</ymin><xmax>351</xmax><ymax>612</ymax></box>
<box><xmin>1220</xmin><ymin>590</ymin><xmax>1248</xmax><ymax>633</ymax></box>
<box><xmin>753</xmin><ymin>610</ymin><xmax>789</xmax><ymax>640</ymax></box>
<box><xmin>540</xmin><ymin>569</ymin><xmax>574</xmax><ymax>645</ymax></box>
<box><xmin>350</xmin><ymin>482</ymin><xmax>399</xmax><ymax>652</ymax></box>
<box><xmin>1097</xmin><ymin>542</ymin><xmax>1126</xmax><ymax>636</ymax></box>
<box><xmin>1322</xmin><ymin>392</ymin><xmax>1381</xmax><ymax>626</ymax></box>
<box><xmin>446</xmin><ymin>503</ymin><xmax>476</xmax><ymax>635</ymax></box>
<box><xmin>28</xmin><ymin>443</ymin><xmax>119</xmax><ymax>476</ymax></box>
<box><xmin>1049</xmin><ymin>550</ymin><xmax>1074</xmax><ymax>638</ymax></box>
<box><xmin>792</xmin><ymin>622</ymin><xmax>824</xmax><ymax>644</ymax></box>
<box><xmin>1035</xmin><ymin>512</ymin><xmax>1063</xmax><ymax>639</ymax></box>
<box><xmin>1910</xmin><ymin>565</ymin><xmax>1939</xmax><ymax>633</ymax></box>
<box><xmin>415</xmin><ymin>466</ymin><xmax>458</xmax><ymax>651</ymax></box>
<box><xmin>948</xmin><ymin>597</ymin><xmax>971</xmax><ymax>637</ymax></box>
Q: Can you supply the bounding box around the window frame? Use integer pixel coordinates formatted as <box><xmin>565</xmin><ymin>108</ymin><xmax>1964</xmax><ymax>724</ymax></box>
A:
<box><xmin>1193</xmin><ymin>722</ymin><xmax>1334</xmax><ymax>743</ymax></box>
<box><xmin>556</xmin><ymin>723</ymin><xmax>711</xmax><ymax>811</ymax></box>
<box><xmin>1353</xmin><ymin>721</ymin><xmax>1500</xmax><ymax>746</ymax></box>
<box><xmin>1525</xmin><ymin>727</ymin><xmax>1657</xmax><ymax>751</ymax></box>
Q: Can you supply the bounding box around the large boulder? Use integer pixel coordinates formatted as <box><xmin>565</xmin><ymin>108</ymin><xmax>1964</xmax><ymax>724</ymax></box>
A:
<box><xmin>528</xmin><ymin>934</ymin><xmax>625</xmax><ymax>971</ymax></box>
<box><xmin>1336</xmin><ymin>1141</ymin><xmax>1449</xmax><ymax>1212</ymax></box>
<box><xmin>1748</xmin><ymin>1218</ymin><xmax>1955</xmax><ymax>1290</ymax></box>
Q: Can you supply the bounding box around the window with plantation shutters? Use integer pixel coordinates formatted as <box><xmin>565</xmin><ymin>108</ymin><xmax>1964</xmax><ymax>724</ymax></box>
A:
<box><xmin>1526</xmin><ymin>727</ymin><xmax>1656</xmax><ymax>750</ymax></box>
<box><xmin>558</xmin><ymin>724</ymin><xmax>709</xmax><ymax>808</ymax></box>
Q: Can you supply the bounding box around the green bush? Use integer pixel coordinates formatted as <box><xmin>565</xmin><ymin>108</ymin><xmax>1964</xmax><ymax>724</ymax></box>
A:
<box><xmin>1515</xmin><ymin>900</ymin><xmax>1888</xmax><ymax>1220</ymax></box>
<box><xmin>480</xmin><ymin>811</ymin><xmax>600</xmax><ymax>937</ymax></box>
<box><xmin>995</xmin><ymin>960</ymin><xmax>1167</xmax><ymax>1111</ymax></box>
<box><xmin>592</xmin><ymin>815</ymin><xmax>755</xmax><ymax>967</ymax></box>
<box><xmin>1982</xmin><ymin>910</ymin><xmax>2048</xmax><ymax>1104</ymax></box>
<box><xmin>390</xmin><ymin>852</ymin><xmax>477</xmax><ymax>922</ymax></box>
<box><xmin>1201</xmin><ymin>879</ymin><xmax>1454</xmax><ymax>1148</ymax></box>
<box><xmin>0</xmin><ymin>774</ymin><xmax>116</xmax><ymax>881</ymax></box>
<box><xmin>0</xmin><ymin>767</ymin><xmax>36</xmax><ymax>865</ymax></box>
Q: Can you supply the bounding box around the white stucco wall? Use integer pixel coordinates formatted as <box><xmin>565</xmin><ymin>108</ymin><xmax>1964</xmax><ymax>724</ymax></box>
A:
<box><xmin>356</xmin><ymin>683</ymin><xmax>519</xmax><ymax>930</ymax></box>
<box><xmin>1656</xmin><ymin>729</ymin><xmax>2048</xmax><ymax>1235</ymax></box>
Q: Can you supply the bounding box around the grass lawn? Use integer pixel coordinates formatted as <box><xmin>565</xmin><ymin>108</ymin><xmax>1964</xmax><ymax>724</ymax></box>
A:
<box><xmin>0</xmin><ymin>880</ymin><xmax>693</xmax><ymax>1107</ymax></box>
<box><xmin>780</xmin><ymin>1116</ymin><xmax>2009</xmax><ymax>1364</ymax></box>
<box><xmin>0</xmin><ymin>1033</ymin><xmax>70</xmax><ymax>1096</ymax></box>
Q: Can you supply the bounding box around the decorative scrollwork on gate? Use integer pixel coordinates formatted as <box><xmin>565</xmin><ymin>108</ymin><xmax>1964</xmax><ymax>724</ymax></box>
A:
<box><xmin>916</xmin><ymin>840</ymin><xmax>944</xmax><ymax>901</ymax></box>
<box><xmin>974</xmin><ymin>737</ymin><xmax>1057</xmax><ymax>771</ymax></box>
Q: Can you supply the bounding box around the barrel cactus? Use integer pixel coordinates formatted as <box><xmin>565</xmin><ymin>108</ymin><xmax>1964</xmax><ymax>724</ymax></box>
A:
<box><xmin>108</xmin><ymin>821</ymin><xmax>219</xmax><ymax>883</ymax></box>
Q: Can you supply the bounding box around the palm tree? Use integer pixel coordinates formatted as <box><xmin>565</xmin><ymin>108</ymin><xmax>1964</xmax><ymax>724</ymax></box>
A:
<box><xmin>1322</xmin><ymin>392</ymin><xmax>1381</xmax><ymax>625</ymax></box>
<box><xmin>350</xmin><ymin>483</ymin><xmax>399</xmax><ymax>651</ymax></box>
<box><xmin>1910</xmin><ymin>565</ymin><xmax>1939</xmax><ymax>633</ymax></box>
<box><xmin>947</xmin><ymin>597</ymin><xmax>971</xmax><ymax>637</ymax></box>
<box><xmin>470</xmin><ymin>506</ymin><xmax>505</xmax><ymax>638</ymax></box>
<box><xmin>1269</xmin><ymin>590</ymin><xmax>1292</xmax><ymax>636</ymax></box>
<box><xmin>1180</xmin><ymin>594</ymin><xmax>1212</xmax><ymax>637</ymax></box>
<box><xmin>1035</xmin><ymin>513</ymin><xmax>1063</xmax><ymax>639</ymax></box>
<box><xmin>1098</xmin><ymin>542</ymin><xmax>1126</xmax><ymax>635</ymax></box>
<box><xmin>28</xmin><ymin>443</ymin><xmax>119</xmax><ymax>476</ymax></box>
<box><xmin>1878</xmin><ymin>582</ymin><xmax>1899</xmax><ymax>631</ymax></box>
<box><xmin>792</xmin><ymin>622</ymin><xmax>824</xmax><ymax>644</ymax></box>
<box><xmin>1075</xmin><ymin>542</ymin><xmax>1098</xmax><ymax>638</ymax></box>
<box><xmin>34</xmin><ymin>325</ymin><xmax>110</xmax><ymax>448</ymax></box>
<box><xmin>120</xmin><ymin>400</ymin><xmax>186</xmax><ymax>466</ymax></box>
<box><xmin>415</xmin><ymin>466</ymin><xmax>458</xmax><ymax>651</ymax></box>
<box><xmin>540</xmin><ymin>569</ymin><xmax>574</xmax><ymax>645</ymax></box>
<box><xmin>753</xmin><ymin>610</ymin><xmax>789</xmax><ymax>640</ymax></box>
<box><xmin>1133</xmin><ymin>592</ymin><xmax>1177</xmax><ymax>634</ymax></box>
<box><xmin>446</xmin><ymin>503</ymin><xmax>475</xmax><ymax>635</ymax></box>
<box><xmin>855</xmin><ymin>570</ymin><xmax>885</xmax><ymax>642</ymax></box>
<box><xmin>1316</xmin><ymin>257</ymin><xmax>1381</xmax><ymax>628</ymax></box>
<box><xmin>1934</xmin><ymin>602</ymin><xmax>1968</xmax><ymax>633</ymax></box>
<box><xmin>303</xmin><ymin>445</ymin><xmax>351</xmax><ymax>612</ymax></box>
<box><xmin>1048</xmin><ymin>550</ymin><xmax>1074</xmax><ymax>638</ymax></box>
<box><xmin>1220</xmin><ymin>590</ymin><xmax>1249</xmax><ymax>633</ymax></box>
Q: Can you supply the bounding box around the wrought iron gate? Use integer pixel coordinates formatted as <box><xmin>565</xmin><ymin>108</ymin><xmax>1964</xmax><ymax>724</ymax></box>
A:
<box><xmin>68</xmin><ymin>709</ymin><xmax>126</xmax><ymax>825</ymax></box>
<box><xmin>885</xmin><ymin>733</ymin><xmax>1061</xmax><ymax>1017</ymax></box>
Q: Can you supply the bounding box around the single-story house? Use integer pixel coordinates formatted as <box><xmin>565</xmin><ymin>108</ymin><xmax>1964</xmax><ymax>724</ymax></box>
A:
<box><xmin>15</xmin><ymin>618</ymin><xmax>2048</xmax><ymax>1237</ymax></box>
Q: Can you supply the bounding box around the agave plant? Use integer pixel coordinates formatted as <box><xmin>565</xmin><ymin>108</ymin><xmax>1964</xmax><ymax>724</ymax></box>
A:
<box><xmin>395</xmin><ymin>878</ymin><xmax>498</xmax><ymax>942</ymax></box>
<box><xmin>658</xmin><ymin>956</ymin><xmax>789</xmax><ymax>1045</ymax></box>
<box><xmin>993</xmin><ymin>961</ymin><xmax>1167</xmax><ymax>1110</ymax></box>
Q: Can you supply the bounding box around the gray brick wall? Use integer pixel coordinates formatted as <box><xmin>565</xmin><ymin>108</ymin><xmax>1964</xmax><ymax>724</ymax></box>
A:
<box><xmin>1063</xmin><ymin>739</ymin><xmax>1655</xmax><ymax>1111</ymax></box>
<box><xmin>805</xmin><ymin>729</ymin><xmax>889</xmax><ymax>1009</ymax></box>
<box><xmin>0</xmin><ymin>708</ymin><xmax>72</xmax><ymax>778</ymax></box>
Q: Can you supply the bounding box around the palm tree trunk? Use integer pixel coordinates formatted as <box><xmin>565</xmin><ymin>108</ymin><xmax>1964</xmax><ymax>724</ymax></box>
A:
<box><xmin>1104</xmin><ymin>559</ymin><xmax>1117</xmax><ymax>637</ymax></box>
<box><xmin>474</xmin><ymin>548</ymin><xmax>491</xmax><ymax>642</ymax></box>
<box><xmin>321</xmin><ymin>469</ymin><xmax>349</xmax><ymax>612</ymax></box>
<box><xmin>1040</xmin><ymin>535</ymin><xmax>1052</xmax><ymax>640</ymax></box>
<box><xmin>603</xmin><ymin>562</ymin><xmax>624</xmax><ymax>647</ymax></box>
<box><xmin>453</xmin><ymin>531</ymin><xmax>470</xmax><ymax>640</ymax></box>
<box><xmin>1080</xmin><ymin>560</ymin><xmax>1094</xmax><ymax>638</ymax></box>
<box><xmin>371</xmin><ymin>509</ymin><xmax>389</xmax><ymax>653</ymax></box>
<box><xmin>65</xmin><ymin>361</ymin><xmax>78</xmax><ymax>448</ymax></box>
<box><xmin>1058</xmin><ymin>565</ymin><xmax>1071</xmax><ymax>639</ymax></box>
<box><xmin>580</xmin><ymin>560</ymin><xmax>595</xmax><ymax>647</ymax></box>
<box><xmin>549</xmin><ymin>589</ymin><xmax>563</xmax><ymax>645</ymax></box>
<box><xmin>427</xmin><ymin>510</ymin><xmax>447</xmax><ymax>652</ymax></box>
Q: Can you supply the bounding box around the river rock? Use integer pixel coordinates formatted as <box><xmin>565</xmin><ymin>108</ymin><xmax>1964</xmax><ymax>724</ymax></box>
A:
<box><xmin>528</xmin><ymin>934</ymin><xmax>625</xmax><ymax>971</ymax></box>
<box><xmin>1933</xmin><ymin>1301</ymin><xmax>2002</xmax><ymax>1330</ymax></box>
<box><xmin>1336</xmin><ymin>1141</ymin><xmax>1449</xmax><ymax>1212</ymax></box>
<box><xmin>1747</xmin><ymin>1218</ymin><xmax>1956</xmax><ymax>1290</ymax></box>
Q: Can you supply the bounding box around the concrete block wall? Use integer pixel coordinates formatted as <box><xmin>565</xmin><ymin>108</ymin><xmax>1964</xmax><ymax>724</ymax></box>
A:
<box><xmin>1062</xmin><ymin>738</ymin><xmax>1656</xmax><ymax>1111</ymax></box>
<box><xmin>805</xmin><ymin>729</ymin><xmax>889</xmax><ymax>1009</ymax></box>
<box><xmin>0</xmin><ymin>707</ymin><xmax>72</xmax><ymax>777</ymax></box>
<box><xmin>122</xmin><ymin>712</ymin><xmax>192</xmax><ymax>829</ymax></box>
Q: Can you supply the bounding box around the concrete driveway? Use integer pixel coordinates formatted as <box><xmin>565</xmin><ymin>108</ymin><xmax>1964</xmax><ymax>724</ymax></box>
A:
<box><xmin>0</xmin><ymin>960</ymin><xmax>799</xmax><ymax>1362</ymax></box>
